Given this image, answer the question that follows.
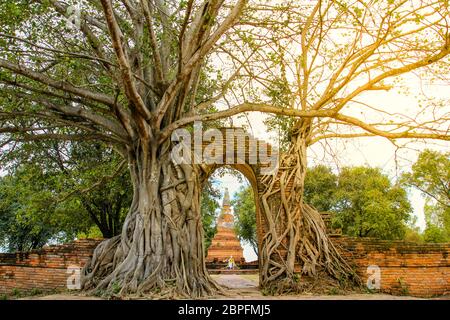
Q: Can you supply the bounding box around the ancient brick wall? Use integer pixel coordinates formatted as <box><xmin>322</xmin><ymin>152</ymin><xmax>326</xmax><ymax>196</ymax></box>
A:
<box><xmin>0</xmin><ymin>237</ymin><xmax>449</xmax><ymax>297</ymax></box>
<box><xmin>0</xmin><ymin>239</ymin><xmax>102</xmax><ymax>295</ymax></box>
<box><xmin>334</xmin><ymin>237</ymin><xmax>450</xmax><ymax>297</ymax></box>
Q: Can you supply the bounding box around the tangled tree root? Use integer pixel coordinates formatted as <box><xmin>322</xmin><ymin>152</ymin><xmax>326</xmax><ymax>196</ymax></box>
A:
<box><xmin>79</xmin><ymin>154</ymin><xmax>227</xmax><ymax>299</ymax></box>
<box><xmin>258</xmin><ymin>125</ymin><xmax>362</xmax><ymax>295</ymax></box>
<box><xmin>81</xmin><ymin>234</ymin><xmax>224</xmax><ymax>299</ymax></box>
<box><xmin>259</xmin><ymin>190</ymin><xmax>361</xmax><ymax>295</ymax></box>
<box><xmin>262</xmin><ymin>271</ymin><xmax>362</xmax><ymax>296</ymax></box>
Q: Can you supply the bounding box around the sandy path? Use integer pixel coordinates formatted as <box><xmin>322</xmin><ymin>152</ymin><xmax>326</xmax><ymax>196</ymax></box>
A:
<box><xmin>19</xmin><ymin>275</ymin><xmax>443</xmax><ymax>300</ymax></box>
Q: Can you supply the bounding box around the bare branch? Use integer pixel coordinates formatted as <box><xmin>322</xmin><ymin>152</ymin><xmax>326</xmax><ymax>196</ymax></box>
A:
<box><xmin>100</xmin><ymin>0</ymin><xmax>152</xmax><ymax>122</ymax></box>
<box><xmin>0</xmin><ymin>59</ymin><xmax>117</xmax><ymax>106</ymax></box>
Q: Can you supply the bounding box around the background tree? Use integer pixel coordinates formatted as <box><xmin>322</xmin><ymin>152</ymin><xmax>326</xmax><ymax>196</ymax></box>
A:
<box><xmin>402</xmin><ymin>150</ymin><xmax>450</xmax><ymax>242</ymax></box>
<box><xmin>230</xmin><ymin>165</ymin><xmax>415</xmax><ymax>251</ymax></box>
<box><xmin>303</xmin><ymin>165</ymin><xmax>338</xmax><ymax>212</ymax></box>
<box><xmin>0</xmin><ymin>164</ymin><xmax>90</xmax><ymax>251</ymax></box>
<box><xmin>200</xmin><ymin>180</ymin><xmax>221</xmax><ymax>251</ymax></box>
<box><xmin>232</xmin><ymin>185</ymin><xmax>257</xmax><ymax>255</ymax></box>
<box><xmin>58</xmin><ymin>141</ymin><xmax>132</xmax><ymax>238</ymax></box>
<box><xmin>403</xmin><ymin>220</ymin><xmax>424</xmax><ymax>243</ymax></box>
<box><xmin>332</xmin><ymin>167</ymin><xmax>411</xmax><ymax>240</ymax></box>
<box><xmin>422</xmin><ymin>223</ymin><xmax>447</xmax><ymax>243</ymax></box>
<box><xmin>1</xmin><ymin>138</ymin><xmax>133</xmax><ymax>239</ymax></box>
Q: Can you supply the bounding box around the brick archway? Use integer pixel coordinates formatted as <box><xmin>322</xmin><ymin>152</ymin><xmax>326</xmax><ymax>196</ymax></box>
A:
<box><xmin>198</xmin><ymin>127</ymin><xmax>276</xmax><ymax>266</ymax></box>
<box><xmin>197</xmin><ymin>127</ymin><xmax>341</xmax><ymax>276</ymax></box>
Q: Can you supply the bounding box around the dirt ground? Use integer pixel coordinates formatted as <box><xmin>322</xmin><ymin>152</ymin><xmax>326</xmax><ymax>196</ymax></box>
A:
<box><xmin>209</xmin><ymin>274</ymin><xmax>426</xmax><ymax>300</ymax></box>
<box><xmin>16</xmin><ymin>274</ymin><xmax>448</xmax><ymax>300</ymax></box>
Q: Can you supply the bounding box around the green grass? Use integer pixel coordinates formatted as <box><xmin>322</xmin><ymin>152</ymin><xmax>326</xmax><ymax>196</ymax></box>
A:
<box><xmin>29</xmin><ymin>288</ymin><xmax>43</xmax><ymax>296</ymax></box>
<box><xmin>11</xmin><ymin>288</ymin><xmax>22</xmax><ymax>298</ymax></box>
<box><xmin>327</xmin><ymin>287</ymin><xmax>339</xmax><ymax>295</ymax></box>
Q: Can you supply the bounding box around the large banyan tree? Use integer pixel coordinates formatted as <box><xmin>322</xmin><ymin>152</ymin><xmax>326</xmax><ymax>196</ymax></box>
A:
<box><xmin>0</xmin><ymin>0</ymin><xmax>449</xmax><ymax>297</ymax></box>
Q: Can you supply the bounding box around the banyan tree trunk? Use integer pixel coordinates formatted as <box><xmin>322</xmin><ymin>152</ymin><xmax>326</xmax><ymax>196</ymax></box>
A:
<box><xmin>259</xmin><ymin>120</ymin><xmax>359</xmax><ymax>294</ymax></box>
<box><xmin>81</xmin><ymin>142</ymin><xmax>221</xmax><ymax>298</ymax></box>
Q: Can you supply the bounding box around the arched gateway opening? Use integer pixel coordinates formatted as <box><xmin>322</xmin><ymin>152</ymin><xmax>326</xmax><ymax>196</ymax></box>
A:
<box><xmin>201</xmin><ymin>164</ymin><xmax>263</xmax><ymax>259</ymax></box>
<box><xmin>200</xmin><ymin>167</ymin><xmax>260</xmax><ymax>290</ymax></box>
<box><xmin>196</xmin><ymin>128</ymin><xmax>275</xmax><ymax>235</ymax></box>
<box><xmin>193</xmin><ymin>127</ymin><xmax>276</xmax><ymax>289</ymax></box>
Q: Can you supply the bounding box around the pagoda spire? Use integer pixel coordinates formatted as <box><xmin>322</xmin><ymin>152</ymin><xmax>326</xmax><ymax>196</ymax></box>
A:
<box><xmin>222</xmin><ymin>187</ymin><xmax>230</xmax><ymax>207</ymax></box>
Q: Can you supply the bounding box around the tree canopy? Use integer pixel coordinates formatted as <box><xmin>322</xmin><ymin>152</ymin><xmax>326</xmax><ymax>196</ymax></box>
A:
<box><xmin>231</xmin><ymin>184</ymin><xmax>257</xmax><ymax>255</ymax></box>
<box><xmin>1</xmin><ymin>1</ymin><xmax>448</xmax><ymax>153</ymax></box>
<box><xmin>403</xmin><ymin>149</ymin><xmax>450</xmax><ymax>242</ymax></box>
<box><xmin>0</xmin><ymin>164</ymin><xmax>88</xmax><ymax>251</ymax></box>
<box><xmin>303</xmin><ymin>165</ymin><xmax>338</xmax><ymax>212</ymax></box>
<box><xmin>200</xmin><ymin>179</ymin><xmax>221</xmax><ymax>251</ymax></box>
<box><xmin>333</xmin><ymin>166</ymin><xmax>411</xmax><ymax>240</ymax></box>
<box><xmin>0</xmin><ymin>140</ymin><xmax>132</xmax><ymax>251</ymax></box>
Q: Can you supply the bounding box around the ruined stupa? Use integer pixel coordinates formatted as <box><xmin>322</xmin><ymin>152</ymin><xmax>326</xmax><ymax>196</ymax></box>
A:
<box><xmin>206</xmin><ymin>188</ymin><xmax>244</xmax><ymax>263</ymax></box>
